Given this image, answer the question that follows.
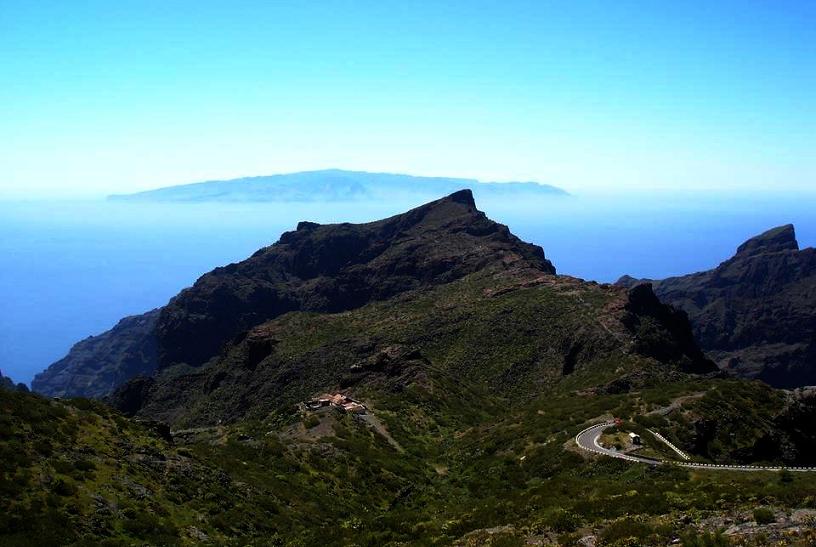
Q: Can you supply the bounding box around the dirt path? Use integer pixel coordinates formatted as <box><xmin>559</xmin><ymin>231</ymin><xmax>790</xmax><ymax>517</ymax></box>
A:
<box><xmin>359</xmin><ymin>413</ymin><xmax>404</xmax><ymax>453</ymax></box>
<box><xmin>646</xmin><ymin>391</ymin><xmax>707</xmax><ymax>416</ymax></box>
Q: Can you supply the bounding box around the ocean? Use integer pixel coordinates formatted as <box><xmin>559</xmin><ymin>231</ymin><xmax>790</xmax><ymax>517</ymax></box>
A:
<box><xmin>2</xmin><ymin>191</ymin><xmax>814</xmax><ymax>386</ymax></box>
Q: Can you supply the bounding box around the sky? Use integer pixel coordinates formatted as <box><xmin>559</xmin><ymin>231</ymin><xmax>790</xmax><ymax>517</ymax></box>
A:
<box><xmin>0</xmin><ymin>0</ymin><xmax>814</xmax><ymax>198</ymax></box>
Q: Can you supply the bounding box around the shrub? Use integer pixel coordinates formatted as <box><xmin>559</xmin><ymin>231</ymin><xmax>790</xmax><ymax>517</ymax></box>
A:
<box><xmin>548</xmin><ymin>509</ymin><xmax>582</xmax><ymax>533</ymax></box>
<box><xmin>599</xmin><ymin>518</ymin><xmax>654</xmax><ymax>544</ymax></box>
<box><xmin>665</xmin><ymin>491</ymin><xmax>690</xmax><ymax>510</ymax></box>
<box><xmin>33</xmin><ymin>439</ymin><xmax>53</xmax><ymax>456</ymax></box>
<box><xmin>52</xmin><ymin>460</ymin><xmax>74</xmax><ymax>474</ymax></box>
<box><xmin>753</xmin><ymin>507</ymin><xmax>775</xmax><ymax>525</ymax></box>
<box><xmin>779</xmin><ymin>469</ymin><xmax>793</xmax><ymax>484</ymax></box>
<box><xmin>303</xmin><ymin>414</ymin><xmax>320</xmax><ymax>429</ymax></box>
<box><xmin>680</xmin><ymin>530</ymin><xmax>731</xmax><ymax>546</ymax></box>
<box><xmin>122</xmin><ymin>510</ymin><xmax>177</xmax><ymax>542</ymax></box>
<box><xmin>635</xmin><ymin>414</ymin><xmax>668</xmax><ymax>429</ymax></box>
<box><xmin>51</xmin><ymin>477</ymin><xmax>77</xmax><ymax>497</ymax></box>
<box><xmin>68</xmin><ymin>398</ymin><xmax>94</xmax><ymax>411</ymax></box>
<box><xmin>74</xmin><ymin>459</ymin><xmax>96</xmax><ymax>472</ymax></box>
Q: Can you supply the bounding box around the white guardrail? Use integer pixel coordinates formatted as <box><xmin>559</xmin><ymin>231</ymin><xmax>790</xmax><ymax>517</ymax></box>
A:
<box><xmin>647</xmin><ymin>428</ymin><xmax>690</xmax><ymax>460</ymax></box>
<box><xmin>574</xmin><ymin>422</ymin><xmax>816</xmax><ymax>472</ymax></box>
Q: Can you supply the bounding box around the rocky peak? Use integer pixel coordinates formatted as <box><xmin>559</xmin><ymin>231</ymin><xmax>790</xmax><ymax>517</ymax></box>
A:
<box><xmin>158</xmin><ymin>190</ymin><xmax>555</xmax><ymax>368</ymax></box>
<box><xmin>276</xmin><ymin>189</ymin><xmax>484</xmax><ymax>255</ymax></box>
<box><xmin>443</xmin><ymin>188</ymin><xmax>477</xmax><ymax>207</ymax></box>
<box><xmin>734</xmin><ymin>224</ymin><xmax>798</xmax><ymax>258</ymax></box>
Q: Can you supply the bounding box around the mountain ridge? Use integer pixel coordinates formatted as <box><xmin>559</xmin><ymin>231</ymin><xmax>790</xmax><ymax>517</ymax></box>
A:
<box><xmin>34</xmin><ymin>190</ymin><xmax>556</xmax><ymax>397</ymax></box>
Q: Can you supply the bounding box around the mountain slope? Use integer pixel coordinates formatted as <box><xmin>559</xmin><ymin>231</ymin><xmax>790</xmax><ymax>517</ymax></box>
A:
<box><xmin>34</xmin><ymin>190</ymin><xmax>555</xmax><ymax>398</ymax></box>
<box><xmin>114</xmin><ymin>268</ymin><xmax>714</xmax><ymax>428</ymax></box>
<box><xmin>618</xmin><ymin>224</ymin><xmax>816</xmax><ymax>388</ymax></box>
<box><xmin>108</xmin><ymin>169</ymin><xmax>568</xmax><ymax>202</ymax></box>
<box><xmin>32</xmin><ymin>311</ymin><xmax>160</xmax><ymax>398</ymax></box>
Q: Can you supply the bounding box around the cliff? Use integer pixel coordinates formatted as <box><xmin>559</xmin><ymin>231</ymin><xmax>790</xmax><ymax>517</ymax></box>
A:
<box><xmin>618</xmin><ymin>225</ymin><xmax>816</xmax><ymax>388</ymax></box>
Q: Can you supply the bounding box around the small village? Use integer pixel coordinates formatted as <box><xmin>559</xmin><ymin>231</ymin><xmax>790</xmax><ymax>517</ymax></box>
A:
<box><xmin>302</xmin><ymin>393</ymin><xmax>368</xmax><ymax>415</ymax></box>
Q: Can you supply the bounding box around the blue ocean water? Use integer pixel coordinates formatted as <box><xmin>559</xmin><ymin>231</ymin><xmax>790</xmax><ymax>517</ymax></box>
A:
<box><xmin>1</xmin><ymin>192</ymin><xmax>814</xmax><ymax>386</ymax></box>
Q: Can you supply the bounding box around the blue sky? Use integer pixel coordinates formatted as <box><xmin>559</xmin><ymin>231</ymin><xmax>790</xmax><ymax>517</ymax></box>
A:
<box><xmin>1</xmin><ymin>0</ymin><xmax>814</xmax><ymax>198</ymax></box>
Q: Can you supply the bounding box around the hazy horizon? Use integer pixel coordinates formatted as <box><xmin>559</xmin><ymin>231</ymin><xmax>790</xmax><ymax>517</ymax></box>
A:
<box><xmin>3</xmin><ymin>171</ymin><xmax>816</xmax><ymax>202</ymax></box>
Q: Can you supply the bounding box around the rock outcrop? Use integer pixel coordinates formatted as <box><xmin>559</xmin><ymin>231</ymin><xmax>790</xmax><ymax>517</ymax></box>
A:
<box><xmin>618</xmin><ymin>225</ymin><xmax>816</xmax><ymax>388</ymax></box>
<box><xmin>0</xmin><ymin>370</ymin><xmax>28</xmax><ymax>392</ymax></box>
<box><xmin>622</xmin><ymin>283</ymin><xmax>714</xmax><ymax>374</ymax></box>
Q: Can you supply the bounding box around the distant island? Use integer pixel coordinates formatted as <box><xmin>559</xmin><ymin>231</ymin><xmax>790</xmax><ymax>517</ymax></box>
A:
<box><xmin>108</xmin><ymin>169</ymin><xmax>568</xmax><ymax>202</ymax></box>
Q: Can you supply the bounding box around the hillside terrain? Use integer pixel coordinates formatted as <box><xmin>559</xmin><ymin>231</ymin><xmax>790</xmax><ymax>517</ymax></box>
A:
<box><xmin>6</xmin><ymin>359</ymin><xmax>816</xmax><ymax>545</ymax></box>
<box><xmin>112</xmin><ymin>260</ymin><xmax>713</xmax><ymax>428</ymax></box>
<box><xmin>12</xmin><ymin>193</ymin><xmax>816</xmax><ymax>545</ymax></box>
<box><xmin>108</xmin><ymin>169</ymin><xmax>567</xmax><ymax>202</ymax></box>
<box><xmin>618</xmin><ymin>225</ymin><xmax>816</xmax><ymax>388</ymax></box>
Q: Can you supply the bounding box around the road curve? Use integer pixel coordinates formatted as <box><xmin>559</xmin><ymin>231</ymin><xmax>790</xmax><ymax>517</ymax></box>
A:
<box><xmin>574</xmin><ymin>422</ymin><xmax>816</xmax><ymax>472</ymax></box>
<box><xmin>575</xmin><ymin>422</ymin><xmax>661</xmax><ymax>465</ymax></box>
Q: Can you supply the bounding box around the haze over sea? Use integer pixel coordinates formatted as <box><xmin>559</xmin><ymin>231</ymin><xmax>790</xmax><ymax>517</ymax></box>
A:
<box><xmin>2</xmin><ymin>190</ymin><xmax>815</xmax><ymax>386</ymax></box>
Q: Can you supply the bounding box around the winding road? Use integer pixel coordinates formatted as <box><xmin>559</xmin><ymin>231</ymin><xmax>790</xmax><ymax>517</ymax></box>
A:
<box><xmin>575</xmin><ymin>422</ymin><xmax>816</xmax><ymax>472</ymax></box>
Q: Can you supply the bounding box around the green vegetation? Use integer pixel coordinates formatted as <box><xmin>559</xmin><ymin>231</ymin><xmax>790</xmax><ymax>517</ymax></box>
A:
<box><xmin>302</xmin><ymin>413</ymin><xmax>320</xmax><ymax>429</ymax></box>
<box><xmin>0</xmin><ymin>389</ymin><xmax>271</xmax><ymax>546</ymax></box>
<box><xmin>4</xmin><ymin>373</ymin><xmax>816</xmax><ymax>545</ymax></box>
<box><xmin>752</xmin><ymin>507</ymin><xmax>775</xmax><ymax>525</ymax></box>
<box><xmin>680</xmin><ymin>530</ymin><xmax>731</xmax><ymax>547</ymax></box>
<box><xmin>4</xmin><ymin>273</ymin><xmax>816</xmax><ymax>545</ymax></box>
